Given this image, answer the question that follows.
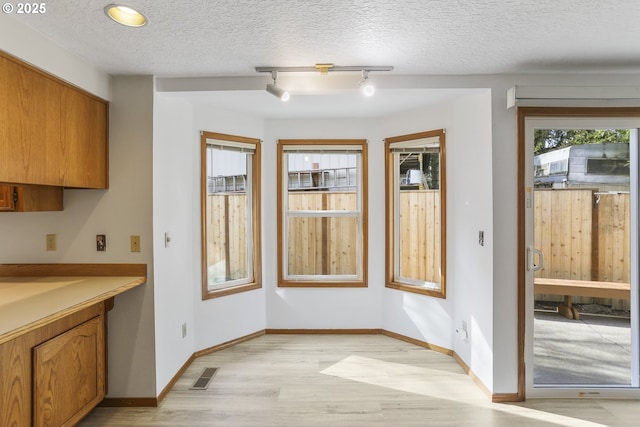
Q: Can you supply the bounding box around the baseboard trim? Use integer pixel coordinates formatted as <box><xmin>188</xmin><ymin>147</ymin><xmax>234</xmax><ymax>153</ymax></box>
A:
<box><xmin>194</xmin><ymin>329</ymin><xmax>266</xmax><ymax>358</ymax></box>
<box><xmin>99</xmin><ymin>397</ymin><xmax>158</xmax><ymax>407</ymax></box>
<box><xmin>451</xmin><ymin>352</ymin><xmax>522</xmax><ymax>403</ymax></box>
<box><xmin>492</xmin><ymin>393</ymin><xmax>524</xmax><ymax>403</ymax></box>
<box><xmin>157</xmin><ymin>353</ymin><xmax>196</xmax><ymax>403</ymax></box>
<box><xmin>452</xmin><ymin>352</ymin><xmax>493</xmax><ymax>399</ymax></box>
<box><xmin>381</xmin><ymin>330</ymin><xmax>453</xmax><ymax>356</ymax></box>
<box><xmin>266</xmin><ymin>328</ymin><xmax>383</xmax><ymax>335</ymax></box>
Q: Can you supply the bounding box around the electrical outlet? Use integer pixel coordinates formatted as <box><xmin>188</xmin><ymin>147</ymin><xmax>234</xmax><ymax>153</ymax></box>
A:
<box><xmin>181</xmin><ymin>323</ymin><xmax>187</xmax><ymax>338</ymax></box>
<box><xmin>130</xmin><ymin>235</ymin><xmax>141</xmax><ymax>252</ymax></box>
<box><xmin>461</xmin><ymin>321</ymin><xmax>469</xmax><ymax>342</ymax></box>
<box><xmin>46</xmin><ymin>234</ymin><xmax>57</xmax><ymax>251</ymax></box>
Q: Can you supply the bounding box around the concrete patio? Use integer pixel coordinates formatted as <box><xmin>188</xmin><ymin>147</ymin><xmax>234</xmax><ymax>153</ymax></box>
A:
<box><xmin>534</xmin><ymin>311</ymin><xmax>632</xmax><ymax>385</ymax></box>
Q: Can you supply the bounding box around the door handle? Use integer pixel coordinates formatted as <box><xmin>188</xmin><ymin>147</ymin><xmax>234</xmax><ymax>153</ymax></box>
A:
<box><xmin>528</xmin><ymin>247</ymin><xmax>544</xmax><ymax>272</ymax></box>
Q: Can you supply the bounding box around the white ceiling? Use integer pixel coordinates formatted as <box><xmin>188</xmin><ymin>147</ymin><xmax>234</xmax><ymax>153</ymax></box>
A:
<box><xmin>10</xmin><ymin>0</ymin><xmax>640</xmax><ymax>118</ymax></box>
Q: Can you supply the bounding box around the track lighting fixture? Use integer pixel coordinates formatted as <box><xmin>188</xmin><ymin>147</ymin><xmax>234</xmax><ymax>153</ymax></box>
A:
<box><xmin>359</xmin><ymin>70</ymin><xmax>375</xmax><ymax>97</ymax></box>
<box><xmin>266</xmin><ymin>71</ymin><xmax>290</xmax><ymax>101</ymax></box>
<box><xmin>255</xmin><ymin>64</ymin><xmax>393</xmax><ymax>99</ymax></box>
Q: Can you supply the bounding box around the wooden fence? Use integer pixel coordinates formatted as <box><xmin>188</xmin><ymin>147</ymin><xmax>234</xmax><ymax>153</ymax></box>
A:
<box><xmin>534</xmin><ymin>188</ymin><xmax>630</xmax><ymax>308</ymax></box>
<box><xmin>287</xmin><ymin>192</ymin><xmax>358</xmax><ymax>276</ymax></box>
<box><xmin>206</xmin><ymin>194</ymin><xmax>247</xmax><ymax>282</ymax></box>
<box><xmin>398</xmin><ymin>190</ymin><xmax>441</xmax><ymax>283</ymax></box>
<box><xmin>207</xmin><ymin>190</ymin><xmax>441</xmax><ymax>280</ymax></box>
<box><xmin>207</xmin><ymin>189</ymin><xmax>628</xmax><ymax>299</ymax></box>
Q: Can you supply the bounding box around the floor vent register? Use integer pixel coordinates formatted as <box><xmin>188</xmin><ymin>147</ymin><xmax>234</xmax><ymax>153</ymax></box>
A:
<box><xmin>190</xmin><ymin>367</ymin><xmax>219</xmax><ymax>390</ymax></box>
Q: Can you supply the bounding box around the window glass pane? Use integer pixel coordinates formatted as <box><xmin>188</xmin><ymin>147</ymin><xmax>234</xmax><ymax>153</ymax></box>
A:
<box><xmin>206</xmin><ymin>193</ymin><xmax>249</xmax><ymax>286</ymax></box>
<box><xmin>287</xmin><ymin>216</ymin><xmax>358</xmax><ymax>276</ymax></box>
<box><xmin>396</xmin><ymin>151</ymin><xmax>441</xmax><ymax>288</ymax></box>
<box><xmin>208</xmin><ymin>148</ymin><xmax>247</xmax><ymax>193</ymax></box>
<box><xmin>206</xmin><ymin>146</ymin><xmax>252</xmax><ymax>289</ymax></box>
<box><xmin>287</xmin><ymin>152</ymin><xmax>358</xmax><ymax>211</ymax></box>
<box><xmin>398</xmin><ymin>187</ymin><xmax>441</xmax><ymax>287</ymax></box>
<box><xmin>586</xmin><ymin>158</ymin><xmax>629</xmax><ymax>175</ymax></box>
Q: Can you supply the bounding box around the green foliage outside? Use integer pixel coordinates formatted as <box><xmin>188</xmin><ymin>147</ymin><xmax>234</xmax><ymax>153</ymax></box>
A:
<box><xmin>534</xmin><ymin>129</ymin><xmax>630</xmax><ymax>155</ymax></box>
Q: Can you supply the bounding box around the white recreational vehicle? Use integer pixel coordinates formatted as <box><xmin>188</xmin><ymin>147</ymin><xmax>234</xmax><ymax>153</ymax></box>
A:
<box><xmin>534</xmin><ymin>143</ymin><xmax>630</xmax><ymax>190</ymax></box>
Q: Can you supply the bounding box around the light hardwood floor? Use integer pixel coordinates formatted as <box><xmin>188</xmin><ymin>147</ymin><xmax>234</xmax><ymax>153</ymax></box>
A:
<box><xmin>79</xmin><ymin>334</ymin><xmax>639</xmax><ymax>426</ymax></box>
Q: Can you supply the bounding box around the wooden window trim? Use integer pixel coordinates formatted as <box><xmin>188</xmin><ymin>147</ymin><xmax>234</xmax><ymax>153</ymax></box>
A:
<box><xmin>277</xmin><ymin>139</ymin><xmax>368</xmax><ymax>288</ymax></box>
<box><xmin>384</xmin><ymin>129</ymin><xmax>447</xmax><ymax>299</ymax></box>
<box><xmin>201</xmin><ymin>131</ymin><xmax>262</xmax><ymax>300</ymax></box>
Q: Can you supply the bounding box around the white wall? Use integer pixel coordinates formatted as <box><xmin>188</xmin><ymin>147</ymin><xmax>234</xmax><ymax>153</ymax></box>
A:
<box><xmin>104</xmin><ymin>76</ymin><xmax>156</xmax><ymax>397</ymax></box>
<box><xmin>0</xmin><ymin>13</ymin><xmax>110</xmax><ymax>100</ymax></box>
<box><xmin>449</xmin><ymin>92</ymin><xmax>494</xmax><ymax>389</ymax></box>
<box><xmin>152</xmin><ymin>94</ymin><xmax>197</xmax><ymax>392</ymax></box>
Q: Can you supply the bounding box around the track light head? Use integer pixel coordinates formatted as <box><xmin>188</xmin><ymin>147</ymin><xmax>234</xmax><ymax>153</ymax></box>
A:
<box><xmin>359</xmin><ymin>70</ymin><xmax>375</xmax><ymax>96</ymax></box>
<box><xmin>266</xmin><ymin>83</ymin><xmax>290</xmax><ymax>101</ymax></box>
<box><xmin>266</xmin><ymin>71</ymin><xmax>290</xmax><ymax>101</ymax></box>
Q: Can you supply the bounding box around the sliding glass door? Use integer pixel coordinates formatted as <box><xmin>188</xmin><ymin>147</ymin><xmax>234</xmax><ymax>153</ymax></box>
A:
<box><xmin>522</xmin><ymin>113</ymin><xmax>639</xmax><ymax>397</ymax></box>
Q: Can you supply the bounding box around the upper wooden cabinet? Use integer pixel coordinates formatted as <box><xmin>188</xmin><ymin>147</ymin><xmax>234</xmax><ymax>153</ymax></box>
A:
<box><xmin>0</xmin><ymin>184</ymin><xmax>63</xmax><ymax>212</ymax></box>
<box><xmin>0</xmin><ymin>185</ymin><xmax>14</xmax><ymax>211</ymax></box>
<box><xmin>0</xmin><ymin>51</ymin><xmax>108</xmax><ymax>189</ymax></box>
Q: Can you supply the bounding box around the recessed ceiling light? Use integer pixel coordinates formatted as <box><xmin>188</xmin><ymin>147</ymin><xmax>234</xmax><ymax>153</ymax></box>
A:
<box><xmin>104</xmin><ymin>4</ymin><xmax>147</xmax><ymax>27</ymax></box>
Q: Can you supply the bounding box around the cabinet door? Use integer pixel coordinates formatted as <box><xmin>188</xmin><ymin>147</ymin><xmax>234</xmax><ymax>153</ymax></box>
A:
<box><xmin>60</xmin><ymin>88</ymin><xmax>108</xmax><ymax>189</ymax></box>
<box><xmin>33</xmin><ymin>315</ymin><xmax>105</xmax><ymax>427</ymax></box>
<box><xmin>0</xmin><ymin>185</ymin><xmax>15</xmax><ymax>211</ymax></box>
<box><xmin>1</xmin><ymin>51</ymin><xmax>108</xmax><ymax>189</ymax></box>
<box><xmin>0</xmin><ymin>54</ymin><xmax>64</xmax><ymax>186</ymax></box>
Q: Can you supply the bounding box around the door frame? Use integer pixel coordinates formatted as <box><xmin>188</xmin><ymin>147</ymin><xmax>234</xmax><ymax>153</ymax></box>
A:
<box><xmin>517</xmin><ymin>106</ymin><xmax>640</xmax><ymax>399</ymax></box>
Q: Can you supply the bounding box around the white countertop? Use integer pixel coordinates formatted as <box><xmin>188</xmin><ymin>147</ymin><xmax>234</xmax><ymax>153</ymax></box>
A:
<box><xmin>0</xmin><ymin>275</ymin><xmax>146</xmax><ymax>344</ymax></box>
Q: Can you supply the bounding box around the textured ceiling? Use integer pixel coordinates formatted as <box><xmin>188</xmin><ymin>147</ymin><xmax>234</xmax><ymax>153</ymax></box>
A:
<box><xmin>9</xmin><ymin>0</ymin><xmax>640</xmax><ymax>117</ymax></box>
<box><xmin>11</xmin><ymin>0</ymin><xmax>640</xmax><ymax>76</ymax></box>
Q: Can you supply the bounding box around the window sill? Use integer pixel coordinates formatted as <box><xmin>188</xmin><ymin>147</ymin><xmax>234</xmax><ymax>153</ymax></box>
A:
<box><xmin>386</xmin><ymin>281</ymin><xmax>445</xmax><ymax>299</ymax></box>
<box><xmin>203</xmin><ymin>282</ymin><xmax>261</xmax><ymax>300</ymax></box>
<box><xmin>278</xmin><ymin>280</ymin><xmax>367</xmax><ymax>288</ymax></box>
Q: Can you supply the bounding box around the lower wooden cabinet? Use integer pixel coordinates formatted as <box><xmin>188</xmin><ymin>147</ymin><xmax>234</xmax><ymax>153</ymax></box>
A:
<box><xmin>33</xmin><ymin>316</ymin><xmax>104</xmax><ymax>427</ymax></box>
<box><xmin>0</xmin><ymin>303</ymin><xmax>106</xmax><ymax>427</ymax></box>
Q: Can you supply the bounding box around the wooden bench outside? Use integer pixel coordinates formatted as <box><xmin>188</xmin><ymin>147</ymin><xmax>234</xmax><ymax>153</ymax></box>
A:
<box><xmin>534</xmin><ymin>277</ymin><xmax>631</xmax><ymax>320</ymax></box>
